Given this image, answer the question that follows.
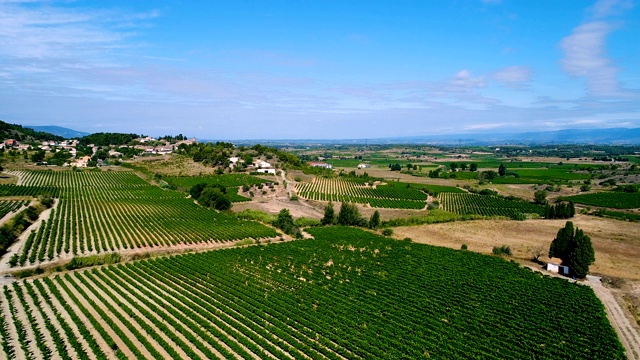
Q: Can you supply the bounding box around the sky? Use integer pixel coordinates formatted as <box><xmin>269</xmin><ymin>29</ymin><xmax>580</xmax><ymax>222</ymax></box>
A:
<box><xmin>0</xmin><ymin>0</ymin><xmax>639</xmax><ymax>140</ymax></box>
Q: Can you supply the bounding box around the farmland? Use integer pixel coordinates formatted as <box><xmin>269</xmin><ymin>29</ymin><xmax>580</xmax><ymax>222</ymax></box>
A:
<box><xmin>7</xmin><ymin>170</ymin><xmax>277</xmax><ymax>266</ymax></box>
<box><xmin>0</xmin><ymin>200</ymin><xmax>29</xmax><ymax>219</ymax></box>
<box><xmin>164</xmin><ymin>174</ymin><xmax>269</xmax><ymax>190</ymax></box>
<box><xmin>0</xmin><ymin>142</ymin><xmax>637</xmax><ymax>360</ymax></box>
<box><xmin>563</xmin><ymin>191</ymin><xmax>640</xmax><ymax>209</ymax></box>
<box><xmin>0</xmin><ymin>227</ymin><xmax>625</xmax><ymax>359</ymax></box>
<box><xmin>440</xmin><ymin>193</ymin><xmax>545</xmax><ymax>218</ymax></box>
<box><xmin>295</xmin><ymin>178</ymin><xmax>429</xmax><ymax>209</ymax></box>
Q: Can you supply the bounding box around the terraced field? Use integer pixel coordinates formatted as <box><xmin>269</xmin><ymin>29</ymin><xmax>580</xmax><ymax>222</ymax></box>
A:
<box><xmin>0</xmin><ymin>227</ymin><xmax>625</xmax><ymax>359</ymax></box>
<box><xmin>8</xmin><ymin>170</ymin><xmax>277</xmax><ymax>267</ymax></box>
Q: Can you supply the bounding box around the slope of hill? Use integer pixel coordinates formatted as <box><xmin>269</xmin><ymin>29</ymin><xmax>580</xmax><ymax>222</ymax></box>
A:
<box><xmin>26</xmin><ymin>125</ymin><xmax>89</xmax><ymax>139</ymax></box>
<box><xmin>0</xmin><ymin>120</ymin><xmax>63</xmax><ymax>142</ymax></box>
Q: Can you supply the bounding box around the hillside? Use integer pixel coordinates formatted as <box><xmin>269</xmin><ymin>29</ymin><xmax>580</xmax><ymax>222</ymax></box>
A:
<box><xmin>26</xmin><ymin>125</ymin><xmax>89</xmax><ymax>139</ymax></box>
<box><xmin>0</xmin><ymin>120</ymin><xmax>63</xmax><ymax>142</ymax></box>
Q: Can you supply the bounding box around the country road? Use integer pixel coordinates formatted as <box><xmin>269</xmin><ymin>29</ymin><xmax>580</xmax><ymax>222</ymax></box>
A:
<box><xmin>587</xmin><ymin>275</ymin><xmax>640</xmax><ymax>360</ymax></box>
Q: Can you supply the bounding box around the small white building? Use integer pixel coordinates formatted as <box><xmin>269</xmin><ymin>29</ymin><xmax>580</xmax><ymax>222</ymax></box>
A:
<box><xmin>253</xmin><ymin>160</ymin><xmax>271</xmax><ymax>168</ymax></box>
<box><xmin>256</xmin><ymin>168</ymin><xmax>276</xmax><ymax>174</ymax></box>
<box><xmin>544</xmin><ymin>263</ymin><xmax>570</xmax><ymax>276</ymax></box>
<box><xmin>357</xmin><ymin>163</ymin><xmax>370</xmax><ymax>169</ymax></box>
<box><xmin>309</xmin><ymin>162</ymin><xmax>333</xmax><ymax>169</ymax></box>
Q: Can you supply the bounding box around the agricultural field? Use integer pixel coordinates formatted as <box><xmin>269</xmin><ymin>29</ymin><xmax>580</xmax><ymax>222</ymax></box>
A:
<box><xmin>8</xmin><ymin>170</ymin><xmax>277</xmax><ymax>267</ymax></box>
<box><xmin>563</xmin><ymin>191</ymin><xmax>640</xmax><ymax>209</ymax></box>
<box><xmin>295</xmin><ymin>178</ymin><xmax>429</xmax><ymax>209</ymax></box>
<box><xmin>439</xmin><ymin>193</ymin><xmax>545</xmax><ymax>218</ymax></box>
<box><xmin>0</xmin><ymin>200</ymin><xmax>29</xmax><ymax>220</ymax></box>
<box><xmin>0</xmin><ymin>227</ymin><xmax>624</xmax><ymax>359</ymax></box>
<box><xmin>0</xmin><ymin>184</ymin><xmax>60</xmax><ymax>198</ymax></box>
<box><xmin>164</xmin><ymin>174</ymin><xmax>269</xmax><ymax>190</ymax></box>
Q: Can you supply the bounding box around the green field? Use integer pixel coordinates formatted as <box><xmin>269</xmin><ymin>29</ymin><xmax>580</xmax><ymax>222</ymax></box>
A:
<box><xmin>0</xmin><ymin>227</ymin><xmax>624</xmax><ymax>359</ymax></box>
<box><xmin>10</xmin><ymin>170</ymin><xmax>277</xmax><ymax>266</ymax></box>
<box><xmin>295</xmin><ymin>178</ymin><xmax>429</xmax><ymax>209</ymax></box>
<box><xmin>491</xmin><ymin>168</ymin><xmax>591</xmax><ymax>184</ymax></box>
<box><xmin>563</xmin><ymin>191</ymin><xmax>640</xmax><ymax>209</ymax></box>
<box><xmin>0</xmin><ymin>200</ymin><xmax>29</xmax><ymax>219</ymax></box>
<box><xmin>440</xmin><ymin>192</ymin><xmax>545</xmax><ymax>218</ymax></box>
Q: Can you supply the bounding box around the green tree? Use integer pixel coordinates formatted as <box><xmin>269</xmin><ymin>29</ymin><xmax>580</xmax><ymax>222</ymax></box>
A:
<box><xmin>449</xmin><ymin>163</ymin><xmax>458</xmax><ymax>171</ymax></box>
<box><xmin>498</xmin><ymin>163</ymin><xmax>507</xmax><ymax>177</ymax></box>
<box><xmin>274</xmin><ymin>209</ymin><xmax>298</xmax><ymax>235</ymax></box>
<box><xmin>321</xmin><ymin>201</ymin><xmax>335</xmax><ymax>225</ymax></box>
<box><xmin>369</xmin><ymin>210</ymin><xmax>380</xmax><ymax>229</ymax></box>
<box><xmin>534</xmin><ymin>190</ymin><xmax>548</xmax><ymax>205</ymax></box>
<box><xmin>197</xmin><ymin>187</ymin><xmax>231</xmax><ymax>211</ymax></box>
<box><xmin>337</xmin><ymin>202</ymin><xmax>366</xmax><ymax>227</ymax></box>
<box><xmin>566</xmin><ymin>228</ymin><xmax>595</xmax><ymax>278</ymax></box>
<box><xmin>469</xmin><ymin>163</ymin><xmax>478</xmax><ymax>172</ymax></box>
<box><xmin>189</xmin><ymin>183</ymin><xmax>208</xmax><ymax>199</ymax></box>
<box><xmin>30</xmin><ymin>150</ymin><xmax>46</xmax><ymax>163</ymax></box>
<box><xmin>549</xmin><ymin>221</ymin><xmax>595</xmax><ymax>278</ymax></box>
<box><xmin>549</xmin><ymin>221</ymin><xmax>573</xmax><ymax>260</ymax></box>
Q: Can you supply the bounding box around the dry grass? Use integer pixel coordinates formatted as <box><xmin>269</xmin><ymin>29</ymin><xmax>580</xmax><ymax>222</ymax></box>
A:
<box><xmin>392</xmin><ymin>214</ymin><xmax>640</xmax><ymax>280</ymax></box>
<box><xmin>130</xmin><ymin>155</ymin><xmax>219</xmax><ymax>177</ymax></box>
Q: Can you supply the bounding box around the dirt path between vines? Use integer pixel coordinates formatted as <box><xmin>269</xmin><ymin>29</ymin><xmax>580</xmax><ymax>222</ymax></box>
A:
<box><xmin>588</xmin><ymin>276</ymin><xmax>640</xmax><ymax>360</ymax></box>
<box><xmin>0</xmin><ymin>199</ymin><xmax>58</xmax><ymax>274</ymax></box>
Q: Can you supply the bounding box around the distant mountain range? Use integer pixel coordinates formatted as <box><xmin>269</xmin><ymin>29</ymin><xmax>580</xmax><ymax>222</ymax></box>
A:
<box><xmin>16</xmin><ymin>124</ymin><xmax>640</xmax><ymax>145</ymax></box>
<box><xmin>228</xmin><ymin>127</ymin><xmax>640</xmax><ymax>146</ymax></box>
<box><xmin>26</xmin><ymin>125</ymin><xmax>90</xmax><ymax>139</ymax></box>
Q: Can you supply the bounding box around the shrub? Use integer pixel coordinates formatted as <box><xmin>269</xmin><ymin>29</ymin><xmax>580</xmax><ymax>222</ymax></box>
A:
<box><xmin>492</xmin><ymin>245</ymin><xmax>512</xmax><ymax>256</ymax></box>
<box><xmin>461</xmin><ymin>244</ymin><xmax>468</xmax><ymax>250</ymax></box>
<box><xmin>382</xmin><ymin>228</ymin><xmax>393</xmax><ymax>236</ymax></box>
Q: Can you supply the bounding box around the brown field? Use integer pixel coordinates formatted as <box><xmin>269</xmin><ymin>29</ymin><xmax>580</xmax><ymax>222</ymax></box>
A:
<box><xmin>392</xmin><ymin>214</ymin><xmax>640</xmax><ymax>280</ymax></box>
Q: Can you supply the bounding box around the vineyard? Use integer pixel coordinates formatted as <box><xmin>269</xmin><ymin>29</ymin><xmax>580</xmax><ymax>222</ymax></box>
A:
<box><xmin>7</xmin><ymin>170</ymin><xmax>277</xmax><ymax>267</ymax></box>
<box><xmin>563</xmin><ymin>191</ymin><xmax>640</xmax><ymax>209</ymax></box>
<box><xmin>295</xmin><ymin>178</ymin><xmax>428</xmax><ymax>209</ymax></box>
<box><xmin>0</xmin><ymin>200</ymin><xmax>29</xmax><ymax>220</ymax></box>
<box><xmin>164</xmin><ymin>174</ymin><xmax>268</xmax><ymax>189</ymax></box>
<box><xmin>0</xmin><ymin>227</ymin><xmax>624</xmax><ymax>359</ymax></box>
<box><xmin>440</xmin><ymin>192</ymin><xmax>545</xmax><ymax>217</ymax></box>
<box><xmin>0</xmin><ymin>184</ymin><xmax>59</xmax><ymax>198</ymax></box>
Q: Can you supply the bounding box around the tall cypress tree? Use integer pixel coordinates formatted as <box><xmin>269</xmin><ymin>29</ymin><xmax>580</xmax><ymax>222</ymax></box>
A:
<box><xmin>549</xmin><ymin>221</ymin><xmax>574</xmax><ymax>259</ymax></box>
<box><xmin>566</xmin><ymin>228</ymin><xmax>595</xmax><ymax>278</ymax></box>
<box><xmin>498</xmin><ymin>163</ymin><xmax>507</xmax><ymax>177</ymax></box>
<box><xmin>369</xmin><ymin>210</ymin><xmax>380</xmax><ymax>229</ymax></box>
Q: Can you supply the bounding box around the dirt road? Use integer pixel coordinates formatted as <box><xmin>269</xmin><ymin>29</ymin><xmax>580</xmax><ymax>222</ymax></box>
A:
<box><xmin>587</xmin><ymin>275</ymin><xmax>640</xmax><ymax>360</ymax></box>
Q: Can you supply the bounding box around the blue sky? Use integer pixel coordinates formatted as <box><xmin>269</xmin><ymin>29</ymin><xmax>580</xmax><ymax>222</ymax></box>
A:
<box><xmin>1</xmin><ymin>0</ymin><xmax>639</xmax><ymax>139</ymax></box>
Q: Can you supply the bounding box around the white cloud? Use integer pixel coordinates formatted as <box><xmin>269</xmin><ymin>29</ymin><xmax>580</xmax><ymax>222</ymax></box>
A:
<box><xmin>590</xmin><ymin>0</ymin><xmax>634</xmax><ymax>18</ymax></box>
<box><xmin>492</xmin><ymin>66</ymin><xmax>532</xmax><ymax>88</ymax></box>
<box><xmin>560</xmin><ymin>21</ymin><xmax>620</xmax><ymax>96</ymax></box>
<box><xmin>444</xmin><ymin>70</ymin><xmax>485</xmax><ymax>92</ymax></box>
<box><xmin>0</xmin><ymin>1</ymin><xmax>156</xmax><ymax>62</ymax></box>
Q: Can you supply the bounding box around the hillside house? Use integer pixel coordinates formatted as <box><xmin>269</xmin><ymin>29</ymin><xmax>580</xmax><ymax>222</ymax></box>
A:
<box><xmin>257</xmin><ymin>168</ymin><xmax>276</xmax><ymax>174</ymax></box>
<box><xmin>71</xmin><ymin>156</ymin><xmax>92</xmax><ymax>168</ymax></box>
<box><xmin>544</xmin><ymin>263</ymin><xmax>570</xmax><ymax>276</ymax></box>
<box><xmin>156</xmin><ymin>146</ymin><xmax>173</xmax><ymax>155</ymax></box>
<box><xmin>253</xmin><ymin>160</ymin><xmax>271</xmax><ymax>168</ymax></box>
<box><xmin>357</xmin><ymin>163</ymin><xmax>370</xmax><ymax>169</ymax></box>
<box><xmin>4</xmin><ymin>139</ymin><xmax>17</xmax><ymax>147</ymax></box>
